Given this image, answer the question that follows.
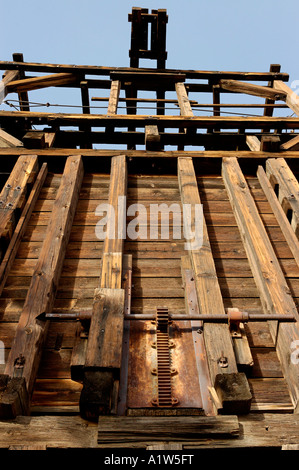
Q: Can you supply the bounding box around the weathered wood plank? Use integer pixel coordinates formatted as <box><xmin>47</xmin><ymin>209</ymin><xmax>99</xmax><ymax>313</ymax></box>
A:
<box><xmin>107</xmin><ymin>80</ymin><xmax>121</xmax><ymax>115</ymax></box>
<box><xmin>6</xmin><ymin>73</ymin><xmax>77</xmax><ymax>93</ymax></box>
<box><xmin>0</xmin><ymin>163</ymin><xmax>48</xmax><ymax>296</ymax></box>
<box><xmin>0</xmin><ymin>155</ymin><xmax>38</xmax><ymax>257</ymax></box>
<box><xmin>177</xmin><ymin>156</ymin><xmax>251</xmax><ymax>414</ymax></box>
<box><xmin>0</xmin><ymin>129</ymin><xmax>23</xmax><ymax>148</ymax></box>
<box><xmin>97</xmin><ymin>415</ymin><xmax>239</xmax><ymax>445</ymax></box>
<box><xmin>80</xmin><ymin>155</ymin><xmax>127</xmax><ymax>420</ymax></box>
<box><xmin>0</xmin><ymin>155</ymin><xmax>83</xmax><ymax>417</ymax></box>
<box><xmin>222</xmin><ymin>156</ymin><xmax>299</xmax><ymax>409</ymax></box>
<box><xmin>220</xmin><ymin>79</ymin><xmax>286</xmax><ymax>100</ymax></box>
<box><xmin>257</xmin><ymin>164</ymin><xmax>299</xmax><ymax>268</ymax></box>
<box><xmin>266</xmin><ymin>158</ymin><xmax>299</xmax><ymax>237</ymax></box>
<box><xmin>273</xmin><ymin>80</ymin><xmax>299</xmax><ymax>116</ymax></box>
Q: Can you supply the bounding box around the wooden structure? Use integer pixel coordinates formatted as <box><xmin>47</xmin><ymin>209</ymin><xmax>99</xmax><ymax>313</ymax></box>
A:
<box><xmin>1</xmin><ymin>7</ymin><xmax>299</xmax><ymax>449</ymax></box>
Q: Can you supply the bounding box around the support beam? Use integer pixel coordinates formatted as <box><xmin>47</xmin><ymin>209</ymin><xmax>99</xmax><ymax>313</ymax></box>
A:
<box><xmin>280</xmin><ymin>135</ymin><xmax>299</xmax><ymax>151</ymax></box>
<box><xmin>273</xmin><ymin>80</ymin><xmax>299</xmax><ymax>116</ymax></box>
<box><xmin>12</xmin><ymin>53</ymin><xmax>30</xmax><ymax>112</ymax></box>
<box><xmin>177</xmin><ymin>156</ymin><xmax>251</xmax><ymax>414</ymax></box>
<box><xmin>80</xmin><ymin>155</ymin><xmax>127</xmax><ymax>421</ymax></box>
<box><xmin>220</xmin><ymin>79</ymin><xmax>287</xmax><ymax>100</ymax></box>
<box><xmin>266</xmin><ymin>158</ymin><xmax>299</xmax><ymax>236</ymax></box>
<box><xmin>246</xmin><ymin>135</ymin><xmax>261</xmax><ymax>151</ymax></box>
<box><xmin>0</xmin><ymin>155</ymin><xmax>38</xmax><ymax>259</ymax></box>
<box><xmin>0</xmin><ymin>155</ymin><xmax>83</xmax><ymax>417</ymax></box>
<box><xmin>0</xmin><ymin>69</ymin><xmax>19</xmax><ymax>102</ymax></box>
<box><xmin>257</xmin><ymin>164</ymin><xmax>299</xmax><ymax>268</ymax></box>
<box><xmin>145</xmin><ymin>125</ymin><xmax>160</xmax><ymax>150</ymax></box>
<box><xmin>0</xmin><ymin>163</ymin><xmax>48</xmax><ymax>296</ymax></box>
<box><xmin>0</xmin><ymin>129</ymin><xmax>23</xmax><ymax>148</ymax></box>
<box><xmin>6</xmin><ymin>73</ymin><xmax>77</xmax><ymax>93</ymax></box>
<box><xmin>222</xmin><ymin>156</ymin><xmax>299</xmax><ymax>408</ymax></box>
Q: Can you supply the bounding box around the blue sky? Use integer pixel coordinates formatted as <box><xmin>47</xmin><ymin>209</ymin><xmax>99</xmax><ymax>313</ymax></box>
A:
<box><xmin>2</xmin><ymin>0</ymin><xmax>298</xmax><ymax>76</ymax></box>
<box><xmin>1</xmin><ymin>0</ymin><xmax>299</xmax><ymax>121</ymax></box>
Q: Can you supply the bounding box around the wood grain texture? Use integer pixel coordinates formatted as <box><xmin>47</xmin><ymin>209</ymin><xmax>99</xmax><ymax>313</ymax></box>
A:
<box><xmin>2</xmin><ymin>155</ymin><xmax>83</xmax><ymax>406</ymax></box>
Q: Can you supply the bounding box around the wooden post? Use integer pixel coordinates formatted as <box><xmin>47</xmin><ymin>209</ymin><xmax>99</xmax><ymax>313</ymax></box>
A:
<box><xmin>0</xmin><ymin>155</ymin><xmax>83</xmax><ymax>418</ymax></box>
<box><xmin>177</xmin><ymin>156</ymin><xmax>252</xmax><ymax>414</ymax></box>
<box><xmin>222</xmin><ymin>156</ymin><xmax>299</xmax><ymax>409</ymax></box>
<box><xmin>80</xmin><ymin>155</ymin><xmax>127</xmax><ymax>421</ymax></box>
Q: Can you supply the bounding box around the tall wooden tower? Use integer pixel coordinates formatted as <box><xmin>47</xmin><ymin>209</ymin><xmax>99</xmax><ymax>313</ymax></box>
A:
<box><xmin>0</xmin><ymin>7</ymin><xmax>299</xmax><ymax>449</ymax></box>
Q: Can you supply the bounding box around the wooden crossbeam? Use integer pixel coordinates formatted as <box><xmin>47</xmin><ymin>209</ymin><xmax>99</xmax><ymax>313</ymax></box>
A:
<box><xmin>0</xmin><ymin>60</ymin><xmax>290</xmax><ymax>81</ymax></box>
<box><xmin>280</xmin><ymin>135</ymin><xmax>299</xmax><ymax>151</ymax></box>
<box><xmin>6</xmin><ymin>73</ymin><xmax>77</xmax><ymax>93</ymax></box>
<box><xmin>177</xmin><ymin>156</ymin><xmax>252</xmax><ymax>414</ymax></box>
<box><xmin>266</xmin><ymin>158</ymin><xmax>299</xmax><ymax>236</ymax></box>
<box><xmin>246</xmin><ymin>135</ymin><xmax>261</xmax><ymax>151</ymax></box>
<box><xmin>0</xmin><ymin>129</ymin><xmax>23</xmax><ymax>148</ymax></box>
<box><xmin>0</xmin><ymin>155</ymin><xmax>38</xmax><ymax>259</ymax></box>
<box><xmin>0</xmin><ymin>155</ymin><xmax>83</xmax><ymax>418</ymax></box>
<box><xmin>80</xmin><ymin>155</ymin><xmax>127</xmax><ymax>420</ymax></box>
<box><xmin>273</xmin><ymin>80</ymin><xmax>299</xmax><ymax>116</ymax></box>
<box><xmin>2</xmin><ymin>110</ymin><xmax>299</xmax><ymax>130</ymax></box>
<box><xmin>219</xmin><ymin>79</ymin><xmax>287</xmax><ymax>100</ymax></box>
<box><xmin>222</xmin><ymin>157</ymin><xmax>299</xmax><ymax>408</ymax></box>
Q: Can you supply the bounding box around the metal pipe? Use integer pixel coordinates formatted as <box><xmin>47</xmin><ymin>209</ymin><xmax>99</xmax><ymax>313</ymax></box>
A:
<box><xmin>45</xmin><ymin>312</ymin><xmax>296</xmax><ymax>322</ymax></box>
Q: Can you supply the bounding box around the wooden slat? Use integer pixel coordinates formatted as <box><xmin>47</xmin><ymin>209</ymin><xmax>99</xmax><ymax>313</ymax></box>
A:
<box><xmin>246</xmin><ymin>135</ymin><xmax>261</xmax><ymax>151</ymax></box>
<box><xmin>107</xmin><ymin>80</ymin><xmax>121</xmax><ymax>115</ymax></box>
<box><xmin>177</xmin><ymin>156</ymin><xmax>252</xmax><ymax>414</ymax></box>
<box><xmin>280</xmin><ymin>135</ymin><xmax>299</xmax><ymax>151</ymax></box>
<box><xmin>222</xmin><ymin>156</ymin><xmax>299</xmax><ymax>408</ymax></box>
<box><xmin>0</xmin><ymin>163</ymin><xmax>48</xmax><ymax>296</ymax></box>
<box><xmin>0</xmin><ymin>69</ymin><xmax>19</xmax><ymax>101</ymax></box>
<box><xmin>0</xmin><ymin>155</ymin><xmax>83</xmax><ymax>417</ymax></box>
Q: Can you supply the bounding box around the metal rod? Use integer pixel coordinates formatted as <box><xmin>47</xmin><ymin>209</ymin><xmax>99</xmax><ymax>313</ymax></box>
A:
<box><xmin>45</xmin><ymin>312</ymin><xmax>296</xmax><ymax>322</ymax></box>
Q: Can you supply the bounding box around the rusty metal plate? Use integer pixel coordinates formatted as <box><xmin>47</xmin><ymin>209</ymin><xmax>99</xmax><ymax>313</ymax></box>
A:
<box><xmin>127</xmin><ymin>319</ymin><xmax>203</xmax><ymax>410</ymax></box>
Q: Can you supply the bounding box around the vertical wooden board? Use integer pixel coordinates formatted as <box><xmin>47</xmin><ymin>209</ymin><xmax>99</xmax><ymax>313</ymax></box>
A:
<box><xmin>85</xmin><ymin>287</ymin><xmax>125</xmax><ymax>370</ymax></box>
<box><xmin>0</xmin><ymin>163</ymin><xmax>48</xmax><ymax>296</ymax></box>
<box><xmin>2</xmin><ymin>155</ymin><xmax>84</xmax><ymax>403</ymax></box>
<box><xmin>177</xmin><ymin>157</ymin><xmax>250</xmax><ymax>414</ymax></box>
<box><xmin>107</xmin><ymin>80</ymin><xmax>121</xmax><ymax>115</ymax></box>
<box><xmin>0</xmin><ymin>155</ymin><xmax>38</xmax><ymax>246</ymax></box>
<box><xmin>222</xmin><ymin>156</ymin><xmax>299</xmax><ymax>408</ymax></box>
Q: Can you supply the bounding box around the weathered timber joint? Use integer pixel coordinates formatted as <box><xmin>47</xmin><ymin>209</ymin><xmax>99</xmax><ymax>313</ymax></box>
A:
<box><xmin>80</xmin><ymin>370</ymin><xmax>115</xmax><ymax>421</ymax></box>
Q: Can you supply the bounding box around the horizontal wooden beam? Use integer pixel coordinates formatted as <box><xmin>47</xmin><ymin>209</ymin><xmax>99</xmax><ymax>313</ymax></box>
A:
<box><xmin>1</xmin><ymin>110</ymin><xmax>299</xmax><ymax>129</ymax></box>
<box><xmin>0</xmin><ymin>60</ymin><xmax>289</xmax><ymax>81</ymax></box>
<box><xmin>1</xmin><ymin>148</ymin><xmax>299</xmax><ymax>159</ymax></box>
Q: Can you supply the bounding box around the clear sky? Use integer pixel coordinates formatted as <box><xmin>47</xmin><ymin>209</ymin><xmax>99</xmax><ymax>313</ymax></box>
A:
<box><xmin>1</xmin><ymin>0</ymin><xmax>299</xmax><ymax>119</ymax></box>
